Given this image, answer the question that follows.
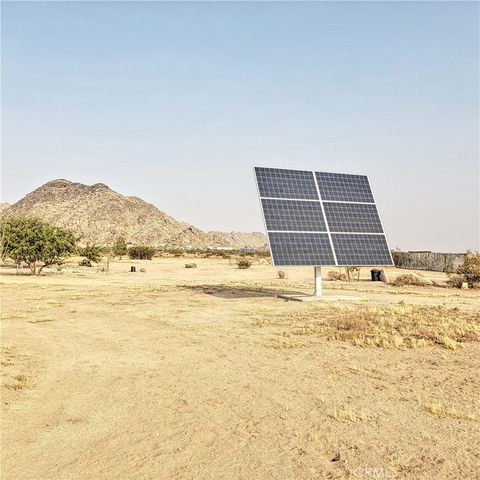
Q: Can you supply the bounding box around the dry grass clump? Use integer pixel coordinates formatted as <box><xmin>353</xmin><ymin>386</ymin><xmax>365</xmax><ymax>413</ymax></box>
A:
<box><xmin>4</xmin><ymin>374</ymin><xmax>28</xmax><ymax>390</ymax></box>
<box><xmin>446</xmin><ymin>274</ymin><xmax>465</xmax><ymax>289</ymax></box>
<box><xmin>258</xmin><ymin>304</ymin><xmax>480</xmax><ymax>349</ymax></box>
<box><xmin>237</xmin><ymin>258</ymin><xmax>252</xmax><ymax>269</ymax></box>
<box><xmin>28</xmin><ymin>317</ymin><xmax>53</xmax><ymax>323</ymax></box>
<box><xmin>332</xmin><ymin>405</ymin><xmax>376</xmax><ymax>423</ymax></box>
<box><xmin>0</xmin><ymin>311</ymin><xmax>27</xmax><ymax>320</ymax></box>
<box><xmin>392</xmin><ymin>274</ymin><xmax>429</xmax><ymax>287</ymax></box>
<box><xmin>327</xmin><ymin>271</ymin><xmax>347</xmax><ymax>281</ymax></box>
<box><xmin>331</xmin><ymin>305</ymin><xmax>480</xmax><ymax>349</ymax></box>
<box><xmin>426</xmin><ymin>403</ymin><xmax>476</xmax><ymax>421</ymax></box>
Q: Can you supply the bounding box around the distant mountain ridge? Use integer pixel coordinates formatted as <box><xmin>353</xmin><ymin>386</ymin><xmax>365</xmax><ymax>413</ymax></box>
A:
<box><xmin>2</xmin><ymin>179</ymin><xmax>267</xmax><ymax>249</ymax></box>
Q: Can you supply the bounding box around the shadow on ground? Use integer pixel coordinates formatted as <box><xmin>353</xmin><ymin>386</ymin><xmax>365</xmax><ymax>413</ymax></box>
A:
<box><xmin>178</xmin><ymin>284</ymin><xmax>307</xmax><ymax>299</ymax></box>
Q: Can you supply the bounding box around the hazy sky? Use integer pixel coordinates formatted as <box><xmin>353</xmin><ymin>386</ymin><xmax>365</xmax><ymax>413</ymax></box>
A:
<box><xmin>1</xmin><ymin>1</ymin><xmax>479</xmax><ymax>252</ymax></box>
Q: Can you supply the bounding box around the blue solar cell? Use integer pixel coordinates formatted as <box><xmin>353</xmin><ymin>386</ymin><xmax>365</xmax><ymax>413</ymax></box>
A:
<box><xmin>268</xmin><ymin>232</ymin><xmax>336</xmax><ymax>266</ymax></box>
<box><xmin>316</xmin><ymin>172</ymin><xmax>374</xmax><ymax>203</ymax></box>
<box><xmin>332</xmin><ymin>234</ymin><xmax>392</xmax><ymax>266</ymax></box>
<box><xmin>261</xmin><ymin>199</ymin><xmax>327</xmax><ymax>232</ymax></box>
<box><xmin>255</xmin><ymin>167</ymin><xmax>318</xmax><ymax>200</ymax></box>
<box><xmin>323</xmin><ymin>202</ymin><xmax>383</xmax><ymax>233</ymax></box>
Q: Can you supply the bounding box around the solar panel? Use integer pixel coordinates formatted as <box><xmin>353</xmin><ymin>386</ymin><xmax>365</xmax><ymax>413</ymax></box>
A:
<box><xmin>268</xmin><ymin>232</ymin><xmax>336</xmax><ymax>266</ymax></box>
<box><xmin>261</xmin><ymin>199</ymin><xmax>327</xmax><ymax>231</ymax></box>
<box><xmin>255</xmin><ymin>167</ymin><xmax>319</xmax><ymax>200</ymax></box>
<box><xmin>323</xmin><ymin>202</ymin><xmax>383</xmax><ymax>233</ymax></box>
<box><xmin>255</xmin><ymin>167</ymin><xmax>393</xmax><ymax>266</ymax></box>
<box><xmin>316</xmin><ymin>172</ymin><xmax>374</xmax><ymax>203</ymax></box>
<box><xmin>332</xmin><ymin>234</ymin><xmax>392</xmax><ymax>266</ymax></box>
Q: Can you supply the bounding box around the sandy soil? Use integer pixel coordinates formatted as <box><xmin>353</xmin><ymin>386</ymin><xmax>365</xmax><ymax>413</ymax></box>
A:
<box><xmin>1</xmin><ymin>258</ymin><xmax>479</xmax><ymax>480</ymax></box>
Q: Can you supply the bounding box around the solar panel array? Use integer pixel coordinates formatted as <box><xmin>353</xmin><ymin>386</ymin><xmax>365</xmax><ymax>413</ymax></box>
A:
<box><xmin>254</xmin><ymin>167</ymin><xmax>393</xmax><ymax>266</ymax></box>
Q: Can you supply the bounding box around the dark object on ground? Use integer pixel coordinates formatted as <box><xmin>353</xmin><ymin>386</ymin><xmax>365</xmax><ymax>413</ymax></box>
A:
<box><xmin>371</xmin><ymin>269</ymin><xmax>382</xmax><ymax>281</ymax></box>
<box><xmin>140</xmin><ymin>268</ymin><xmax>146</xmax><ymax>273</ymax></box>
<box><xmin>130</xmin><ymin>266</ymin><xmax>136</xmax><ymax>272</ymax></box>
<box><xmin>185</xmin><ymin>263</ymin><xmax>197</xmax><ymax>269</ymax></box>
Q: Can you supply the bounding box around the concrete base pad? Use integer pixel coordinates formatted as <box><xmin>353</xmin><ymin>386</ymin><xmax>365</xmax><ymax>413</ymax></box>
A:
<box><xmin>277</xmin><ymin>294</ymin><xmax>363</xmax><ymax>302</ymax></box>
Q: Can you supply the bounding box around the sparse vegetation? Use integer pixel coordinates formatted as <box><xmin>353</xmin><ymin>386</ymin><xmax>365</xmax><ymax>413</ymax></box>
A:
<box><xmin>426</xmin><ymin>403</ymin><xmax>476</xmax><ymax>421</ymax></box>
<box><xmin>392</xmin><ymin>274</ymin><xmax>428</xmax><ymax>287</ymax></box>
<box><xmin>333</xmin><ymin>405</ymin><xmax>375</xmax><ymax>423</ymax></box>
<box><xmin>0</xmin><ymin>215</ymin><xmax>77</xmax><ymax>275</ymax></box>
<box><xmin>457</xmin><ymin>252</ymin><xmax>480</xmax><ymax>288</ymax></box>
<box><xmin>112</xmin><ymin>236</ymin><xmax>128</xmax><ymax>258</ymax></box>
<box><xmin>79</xmin><ymin>244</ymin><xmax>102</xmax><ymax>264</ymax></box>
<box><xmin>4</xmin><ymin>374</ymin><xmax>28</xmax><ymax>390</ymax></box>
<box><xmin>447</xmin><ymin>274</ymin><xmax>465</xmax><ymax>289</ymax></box>
<box><xmin>344</xmin><ymin>266</ymin><xmax>360</xmax><ymax>282</ymax></box>
<box><xmin>277</xmin><ymin>270</ymin><xmax>286</xmax><ymax>279</ymax></box>
<box><xmin>327</xmin><ymin>270</ymin><xmax>347</xmax><ymax>281</ymax></box>
<box><xmin>255</xmin><ymin>304</ymin><xmax>480</xmax><ymax>349</ymax></box>
<box><xmin>237</xmin><ymin>258</ymin><xmax>252</xmax><ymax>269</ymax></box>
<box><xmin>128</xmin><ymin>245</ymin><xmax>156</xmax><ymax>260</ymax></box>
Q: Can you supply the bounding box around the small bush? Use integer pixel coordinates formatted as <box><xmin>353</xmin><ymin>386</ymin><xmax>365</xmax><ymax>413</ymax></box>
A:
<box><xmin>78</xmin><ymin>258</ymin><xmax>92</xmax><ymax>267</ymax></box>
<box><xmin>237</xmin><ymin>258</ymin><xmax>252</xmax><ymax>269</ymax></box>
<box><xmin>128</xmin><ymin>245</ymin><xmax>156</xmax><ymax>260</ymax></box>
<box><xmin>79</xmin><ymin>244</ymin><xmax>102</xmax><ymax>264</ymax></box>
<box><xmin>328</xmin><ymin>271</ymin><xmax>347</xmax><ymax>281</ymax></box>
<box><xmin>457</xmin><ymin>252</ymin><xmax>480</xmax><ymax>288</ymax></box>
<box><xmin>277</xmin><ymin>270</ymin><xmax>286</xmax><ymax>279</ymax></box>
<box><xmin>447</xmin><ymin>274</ymin><xmax>464</xmax><ymax>289</ymax></box>
<box><xmin>344</xmin><ymin>266</ymin><xmax>360</xmax><ymax>282</ymax></box>
<box><xmin>392</xmin><ymin>274</ymin><xmax>428</xmax><ymax>287</ymax></box>
<box><xmin>112</xmin><ymin>236</ymin><xmax>128</xmax><ymax>258</ymax></box>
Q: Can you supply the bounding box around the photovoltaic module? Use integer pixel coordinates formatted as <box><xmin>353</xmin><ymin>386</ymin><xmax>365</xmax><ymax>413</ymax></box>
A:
<box><xmin>254</xmin><ymin>167</ymin><xmax>393</xmax><ymax>266</ymax></box>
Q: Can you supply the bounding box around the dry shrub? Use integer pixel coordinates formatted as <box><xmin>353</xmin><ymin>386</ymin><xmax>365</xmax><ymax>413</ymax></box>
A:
<box><xmin>277</xmin><ymin>270</ymin><xmax>286</xmax><ymax>279</ymax></box>
<box><xmin>4</xmin><ymin>374</ymin><xmax>28</xmax><ymax>390</ymax></box>
<box><xmin>258</xmin><ymin>304</ymin><xmax>480</xmax><ymax>350</ymax></box>
<box><xmin>327</xmin><ymin>271</ymin><xmax>347</xmax><ymax>281</ymax></box>
<box><xmin>344</xmin><ymin>266</ymin><xmax>360</xmax><ymax>282</ymax></box>
<box><xmin>237</xmin><ymin>258</ymin><xmax>252</xmax><ymax>269</ymax></box>
<box><xmin>426</xmin><ymin>403</ymin><xmax>476</xmax><ymax>421</ymax></box>
<box><xmin>392</xmin><ymin>274</ymin><xmax>428</xmax><ymax>287</ymax></box>
<box><xmin>457</xmin><ymin>252</ymin><xmax>480</xmax><ymax>288</ymax></box>
<box><xmin>447</xmin><ymin>274</ymin><xmax>465</xmax><ymax>289</ymax></box>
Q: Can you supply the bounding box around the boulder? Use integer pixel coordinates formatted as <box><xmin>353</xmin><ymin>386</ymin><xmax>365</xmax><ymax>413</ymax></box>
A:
<box><xmin>379</xmin><ymin>269</ymin><xmax>389</xmax><ymax>283</ymax></box>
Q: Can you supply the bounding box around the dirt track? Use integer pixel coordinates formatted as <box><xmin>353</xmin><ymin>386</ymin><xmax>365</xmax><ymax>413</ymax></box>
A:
<box><xmin>2</xmin><ymin>259</ymin><xmax>479</xmax><ymax>479</ymax></box>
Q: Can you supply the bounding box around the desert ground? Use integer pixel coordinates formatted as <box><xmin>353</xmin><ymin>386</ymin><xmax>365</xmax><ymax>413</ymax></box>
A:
<box><xmin>1</xmin><ymin>257</ymin><xmax>479</xmax><ymax>480</ymax></box>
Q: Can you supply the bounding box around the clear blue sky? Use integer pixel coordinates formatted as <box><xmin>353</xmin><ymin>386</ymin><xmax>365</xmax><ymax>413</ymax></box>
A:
<box><xmin>1</xmin><ymin>1</ymin><xmax>478</xmax><ymax>252</ymax></box>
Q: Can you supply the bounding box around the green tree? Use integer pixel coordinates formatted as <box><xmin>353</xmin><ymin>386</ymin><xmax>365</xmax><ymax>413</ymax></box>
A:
<box><xmin>128</xmin><ymin>245</ymin><xmax>156</xmax><ymax>260</ymax></box>
<box><xmin>1</xmin><ymin>216</ymin><xmax>77</xmax><ymax>275</ymax></box>
<box><xmin>113</xmin><ymin>236</ymin><xmax>128</xmax><ymax>258</ymax></box>
<box><xmin>79</xmin><ymin>244</ymin><xmax>102</xmax><ymax>264</ymax></box>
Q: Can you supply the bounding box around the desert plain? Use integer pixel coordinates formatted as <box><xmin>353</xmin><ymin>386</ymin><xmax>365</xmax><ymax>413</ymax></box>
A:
<box><xmin>1</xmin><ymin>257</ymin><xmax>479</xmax><ymax>480</ymax></box>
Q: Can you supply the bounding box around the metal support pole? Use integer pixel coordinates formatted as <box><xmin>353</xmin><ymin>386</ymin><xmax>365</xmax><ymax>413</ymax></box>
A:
<box><xmin>314</xmin><ymin>266</ymin><xmax>322</xmax><ymax>297</ymax></box>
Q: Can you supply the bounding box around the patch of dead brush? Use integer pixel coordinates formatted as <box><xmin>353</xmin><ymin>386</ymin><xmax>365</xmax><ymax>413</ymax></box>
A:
<box><xmin>332</xmin><ymin>405</ymin><xmax>376</xmax><ymax>423</ymax></box>
<box><xmin>426</xmin><ymin>403</ymin><xmax>476</xmax><ymax>421</ymax></box>
<box><xmin>3</xmin><ymin>374</ymin><xmax>28</xmax><ymax>391</ymax></box>
<box><xmin>255</xmin><ymin>304</ymin><xmax>480</xmax><ymax>349</ymax></box>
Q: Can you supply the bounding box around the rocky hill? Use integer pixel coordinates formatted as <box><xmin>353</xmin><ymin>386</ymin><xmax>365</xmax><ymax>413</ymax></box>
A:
<box><xmin>2</xmin><ymin>180</ymin><xmax>267</xmax><ymax>249</ymax></box>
